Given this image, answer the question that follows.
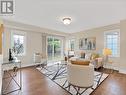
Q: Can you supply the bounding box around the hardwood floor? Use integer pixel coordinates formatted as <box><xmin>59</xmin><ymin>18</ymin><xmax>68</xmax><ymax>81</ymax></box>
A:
<box><xmin>2</xmin><ymin>67</ymin><xmax>126</xmax><ymax>95</ymax></box>
<box><xmin>2</xmin><ymin>67</ymin><xmax>70</xmax><ymax>95</ymax></box>
<box><xmin>91</xmin><ymin>72</ymin><xmax>126</xmax><ymax>95</ymax></box>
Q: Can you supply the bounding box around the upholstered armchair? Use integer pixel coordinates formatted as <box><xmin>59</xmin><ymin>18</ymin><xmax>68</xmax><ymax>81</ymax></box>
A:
<box><xmin>67</xmin><ymin>63</ymin><xmax>94</xmax><ymax>94</ymax></box>
<box><xmin>33</xmin><ymin>53</ymin><xmax>47</xmax><ymax>68</ymax></box>
<box><xmin>90</xmin><ymin>53</ymin><xmax>103</xmax><ymax>69</ymax></box>
<box><xmin>90</xmin><ymin>58</ymin><xmax>103</xmax><ymax>69</ymax></box>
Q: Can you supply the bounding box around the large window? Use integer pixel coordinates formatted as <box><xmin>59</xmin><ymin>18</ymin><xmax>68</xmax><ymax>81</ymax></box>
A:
<box><xmin>104</xmin><ymin>30</ymin><xmax>120</xmax><ymax>57</ymax></box>
<box><xmin>11</xmin><ymin>31</ymin><xmax>26</xmax><ymax>56</ymax></box>
<box><xmin>47</xmin><ymin>36</ymin><xmax>63</xmax><ymax>60</ymax></box>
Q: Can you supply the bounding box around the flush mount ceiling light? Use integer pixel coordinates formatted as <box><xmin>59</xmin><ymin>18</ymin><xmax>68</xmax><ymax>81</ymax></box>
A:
<box><xmin>62</xmin><ymin>17</ymin><xmax>72</xmax><ymax>25</ymax></box>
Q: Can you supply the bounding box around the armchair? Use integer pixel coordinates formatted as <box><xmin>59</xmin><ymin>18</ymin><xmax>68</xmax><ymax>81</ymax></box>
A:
<box><xmin>90</xmin><ymin>53</ymin><xmax>103</xmax><ymax>69</ymax></box>
<box><xmin>67</xmin><ymin>63</ymin><xmax>94</xmax><ymax>94</ymax></box>
<box><xmin>33</xmin><ymin>53</ymin><xmax>47</xmax><ymax>68</ymax></box>
<box><xmin>91</xmin><ymin>57</ymin><xmax>103</xmax><ymax>69</ymax></box>
<box><xmin>68</xmin><ymin>50</ymin><xmax>75</xmax><ymax>59</ymax></box>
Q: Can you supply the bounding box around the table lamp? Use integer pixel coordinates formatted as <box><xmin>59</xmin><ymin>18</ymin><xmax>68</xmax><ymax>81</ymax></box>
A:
<box><xmin>103</xmin><ymin>48</ymin><xmax>112</xmax><ymax>65</ymax></box>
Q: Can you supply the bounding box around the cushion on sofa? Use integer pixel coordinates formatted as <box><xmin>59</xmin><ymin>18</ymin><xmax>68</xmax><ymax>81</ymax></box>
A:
<box><xmin>71</xmin><ymin>60</ymin><xmax>90</xmax><ymax>65</ymax></box>
<box><xmin>85</xmin><ymin>53</ymin><xmax>92</xmax><ymax>60</ymax></box>
<box><xmin>80</xmin><ymin>52</ymin><xmax>85</xmax><ymax>58</ymax></box>
<box><xmin>91</xmin><ymin>53</ymin><xmax>99</xmax><ymax>60</ymax></box>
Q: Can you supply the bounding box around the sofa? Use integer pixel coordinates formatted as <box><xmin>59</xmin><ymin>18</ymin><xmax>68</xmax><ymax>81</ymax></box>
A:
<box><xmin>69</xmin><ymin>51</ymin><xmax>103</xmax><ymax>69</ymax></box>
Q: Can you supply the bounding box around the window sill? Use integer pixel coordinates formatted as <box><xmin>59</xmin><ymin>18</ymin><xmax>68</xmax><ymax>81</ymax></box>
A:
<box><xmin>15</xmin><ymin>54</ymin><xmax>26</xmax><ymax>57</ymax></box>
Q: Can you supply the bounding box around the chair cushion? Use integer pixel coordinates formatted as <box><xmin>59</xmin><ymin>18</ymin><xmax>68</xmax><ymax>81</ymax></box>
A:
<box><xmin>71</xmin><ymin>60</ymin><xmax>90</xmax><ymax>65</ymax></box>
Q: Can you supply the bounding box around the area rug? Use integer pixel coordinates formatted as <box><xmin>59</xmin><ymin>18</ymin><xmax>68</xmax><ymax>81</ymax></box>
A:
<box><xmin>37</xmin><ymin>63</ymin><xmax>109</xmax><ymax>95</ymax></box>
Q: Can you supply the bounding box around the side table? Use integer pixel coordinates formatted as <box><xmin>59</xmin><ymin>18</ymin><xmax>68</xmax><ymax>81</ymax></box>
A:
<box><xmin>2</xmin><ymin>59</ymin><xmax>22</xmax><ymax>95</ymax></box>
<box><xmin>108</xmin><ymin>60</ymin><xmax>114</xmax><ymax>74</ymax></box>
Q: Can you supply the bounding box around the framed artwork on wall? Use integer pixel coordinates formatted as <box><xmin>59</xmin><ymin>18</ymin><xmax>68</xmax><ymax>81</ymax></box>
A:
<box><xmin>79</xmin><ymin>37</ymin><xmax>96</xmax><ymax>50</ymax></box>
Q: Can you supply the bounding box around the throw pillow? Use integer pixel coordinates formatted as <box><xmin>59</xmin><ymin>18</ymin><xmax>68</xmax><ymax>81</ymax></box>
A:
<box><xmin>91</xmin><ymin>53</ymin><xmax>99</xmax><ymax>59</ymax></box>
<box><xmin>85</xmin><ymin>53</ymin><xmax>92</xmax><ymax>60</ymax></box>
<box><xmin>80</xmin><ymin>52</ymin><xmax>85</xmax><ymax>58</ymax></box>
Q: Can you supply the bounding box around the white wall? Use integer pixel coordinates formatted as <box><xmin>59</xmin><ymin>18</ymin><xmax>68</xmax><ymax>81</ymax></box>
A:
<box><xmin>3</xmin><ymin>27</ymin><xmax>42</xmax><ymax>67</ymax></box>
<box><xmin>0</xmin><ymin>55</ymin><xmax>2</xmax><ymax>94</ymax></box>
<box><xmin>72</xmin><ymin>19</ymin><xmax>126</xmax><ymax>73</ymax></box>
<box><xmin>119</xmin><ymin>19</ymin><xmax>126</xmax><ymax>73</ymax></box>
<box><xmin>3</xmin><ymin>19</ymin><xmax>67</xmax><ymax>67</ymax></box>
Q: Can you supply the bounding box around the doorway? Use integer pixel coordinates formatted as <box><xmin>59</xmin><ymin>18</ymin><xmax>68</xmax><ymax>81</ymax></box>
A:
<box><xmin>47</xmin><ymin>36</ymin><xmax>63</xmax><ymax>60</ymax></box>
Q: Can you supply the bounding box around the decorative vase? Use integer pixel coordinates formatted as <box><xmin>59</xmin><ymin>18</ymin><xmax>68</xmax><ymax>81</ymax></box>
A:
<box><xmin>8</xmin><ymin>48</ymin><xmax>13</xmax><ymax>61</ymax></box>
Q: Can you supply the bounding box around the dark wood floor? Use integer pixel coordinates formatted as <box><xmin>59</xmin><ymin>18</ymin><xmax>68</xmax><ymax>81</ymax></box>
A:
<box><xmin>2</xmin><ymin>67</ymin><xmax>70</xmax><ymax>95</ymax></box>
<box><xmin>2</xmin><ymin>67</ymin><xmax>126</xmax><ymax>95</ymax></box>
<box><xmin>91</xmin><ymin>71</ymin><xmax>126</xmax><ymax>95</ymax></box>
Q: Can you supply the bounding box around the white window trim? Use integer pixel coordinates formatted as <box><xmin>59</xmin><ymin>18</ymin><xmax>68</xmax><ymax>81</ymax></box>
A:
<box><xmin>68</xmin><ymin>39</ymin><xmax>75</xmax><ymax>51</ymax></box>
<box><xmin>11</xmin><ymin>30</ymin><xmax>26</xmax><ymax>56</ymax></box>
<box><xmin>104</xmin><ymin>29</ymin><xmax>120</xmax><ymax>57</ymax></box>
<box><xmin>46</xmin><ymin>35</ymin><xmax>64</xmax><ymax>58</ymax></box>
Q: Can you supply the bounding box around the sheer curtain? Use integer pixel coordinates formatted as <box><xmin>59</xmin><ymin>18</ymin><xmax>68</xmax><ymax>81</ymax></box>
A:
<box><xmin>42</xmin><ymin>33</ymin><xmax>47</xmax><ymax>57</ymax></box>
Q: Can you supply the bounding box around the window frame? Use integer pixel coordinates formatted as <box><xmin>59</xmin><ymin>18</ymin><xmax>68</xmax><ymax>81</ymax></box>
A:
<box><xmin>104</xmin><ymin>29</ymin><xmax>120</xmax><ymax>57</ymax></box>
<box><xmin>11</xmin><ymin>30</ymin><xmax>26</xmax><ymax>56</ymax></box>
<box><xmin>68</xmin><ymin>39</ymin><xmax>75</xmax><ymax>51</ymax></box>
<box><xmin>47</xmin><ymin>35</ymin><xmax>64</xmax><ymax>59</ymax></box>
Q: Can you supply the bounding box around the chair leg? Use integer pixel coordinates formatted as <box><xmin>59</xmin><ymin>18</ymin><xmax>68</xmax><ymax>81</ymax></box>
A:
<box><xmin>62</xmin><ymin>80</ymin><xmax>67</xmax><ymax>87</ymax></box>
<box><xmin>65</xmin><ymin>83</ymin><xmax>71</xmax><ymax>91</ymax></box>
<box><xmin>80</xmin><ymin>88</ymin><xmax>88</xmax><ymax>95</ymax></box>
<box><xmin>40</xmin><ymin>64</ymin><xmax>43</xmax><ymax>70</ymax></box>
<box><xmin>76</xmin><ymin>87</ymin><xmax>80</xmax><ymax>95</ymax></box>
<box><xmin>68</xmin><ymin>84</ymin><xmax>71</xmax><ymax>91</ymax></box>
<box><xmin>71</xmin><ymin>85</ymin><xmax>90</xmax><ymax>95</ymax></box>
<box><xmin>91</xmin><ymin>86</ymin><xmax>95</xmax><ymax>90</ymax></box>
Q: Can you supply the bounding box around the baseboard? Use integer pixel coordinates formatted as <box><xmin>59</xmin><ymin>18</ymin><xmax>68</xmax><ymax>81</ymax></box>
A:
<box><xmin>119</xmin><ymin>68</ymin><xmax>126</xmax><ymax>74</ymax></box>
<box><xmin>104</xmin><ymin>65</ymin><xmax>126</xmax><ymax>74</ymax></box>
<box><xmin>113</xmin><ymin>66</ymin><xmax>119</xmax><ymax>71</ymax></box>
<box><xmin>21</xmin><ymin>63</ymin><xmax>35</xmax><ymax>68</ymax></box>
<box><xmin>103</xmin><ymin>65</ymin><xmax>119</xmax><ymax>71</ymax></box>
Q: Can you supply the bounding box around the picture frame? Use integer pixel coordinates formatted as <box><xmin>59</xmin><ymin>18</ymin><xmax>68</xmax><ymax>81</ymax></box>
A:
<box><xmin>79</xmin><ymin>37</ymin><xmax>96</xmax><ymax>50</ymax></box>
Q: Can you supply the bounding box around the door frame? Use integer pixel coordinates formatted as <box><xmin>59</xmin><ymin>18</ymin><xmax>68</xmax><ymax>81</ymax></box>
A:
<box><xmin>46</xmin><ymin>36</ymin><xmax>63</xmax><ymax>60</ymax></box>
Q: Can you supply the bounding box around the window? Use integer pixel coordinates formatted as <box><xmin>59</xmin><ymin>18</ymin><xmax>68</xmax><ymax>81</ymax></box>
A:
<box><xmin>11</xmin><ymin>31</ymin><xmax>26</xmax><ymax>56</ymax></box>
<box><xmin>104</xmin><ymin>30</ymin><xmax>120</xmax><ymax>57</ymax></box>
<box><xmin>47</xmin><ymin>36</ymin><xmax>63</xmax><ymax>60</ymax></box>
<box><xmin>68</xmin><ymin>39</ymin><xmax>75</xmax><ymax>51</ymax></box>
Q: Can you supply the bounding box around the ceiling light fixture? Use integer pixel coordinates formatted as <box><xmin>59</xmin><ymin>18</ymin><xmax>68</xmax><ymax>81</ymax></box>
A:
<box><xmin>62</xmin><ymin>17</ymin><xmax>72</xmax><ymax>25</ymax></box>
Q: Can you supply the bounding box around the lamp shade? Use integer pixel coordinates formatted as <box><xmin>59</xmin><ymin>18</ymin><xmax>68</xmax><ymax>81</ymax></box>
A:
<box><xmin>103</xmin><ymin>48</ymin><xmax>112</xmax><ymax>56</ymax></box>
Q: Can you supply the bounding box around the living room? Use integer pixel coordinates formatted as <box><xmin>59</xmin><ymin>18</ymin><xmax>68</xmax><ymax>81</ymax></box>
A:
<box><xmin>0</xmin><ymin>0</ymin><xmax>126</xmax><ymax>95</ymax></box>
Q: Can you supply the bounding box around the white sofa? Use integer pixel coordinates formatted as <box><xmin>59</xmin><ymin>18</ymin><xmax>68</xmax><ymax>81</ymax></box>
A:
<box><xmin>69</xmin><ymin>52</ymin><xmax>103</xmax><ymax>69</ymax></box>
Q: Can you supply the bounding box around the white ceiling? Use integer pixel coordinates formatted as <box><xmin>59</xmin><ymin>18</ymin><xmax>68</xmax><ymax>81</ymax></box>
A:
<box><xmin>1</xmin><ymin>0</ymin><xmax>126</xmax><ymax>33</ymax></box>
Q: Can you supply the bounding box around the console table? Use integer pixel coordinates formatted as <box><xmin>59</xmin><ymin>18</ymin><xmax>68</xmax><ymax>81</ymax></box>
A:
<box><xmin>2</xmin><ymin>59</ymin><xmax>22</xmax><ymax>95</ymax></box>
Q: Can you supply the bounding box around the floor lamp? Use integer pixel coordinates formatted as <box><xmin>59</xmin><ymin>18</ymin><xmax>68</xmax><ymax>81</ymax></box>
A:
<box><xmin>103</xmin><ymin>48</ymin><xmax>112</xmax><ymax>68</ymax></box>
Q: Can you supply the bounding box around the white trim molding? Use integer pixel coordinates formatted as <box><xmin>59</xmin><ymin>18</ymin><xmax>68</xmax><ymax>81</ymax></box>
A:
<box><xmin>0</xmin><ymin>55</ymin><xmax>3</xmax><ymax>94</ymax></box>
<box><xmin>119</xmin><ymin>68</ymin><xmax>126</xmax><ymax>74</ymax></box>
